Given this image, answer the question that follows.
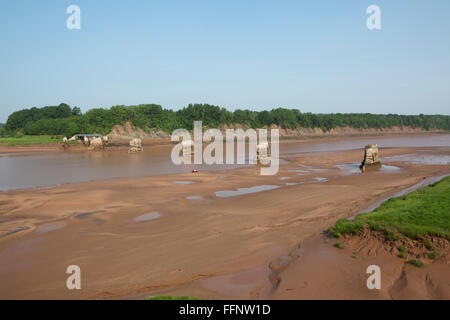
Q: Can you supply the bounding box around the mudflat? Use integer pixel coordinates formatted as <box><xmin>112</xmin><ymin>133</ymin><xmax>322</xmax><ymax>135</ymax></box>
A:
<box><xmin>0</xmin><ymin>140</ymin><xmax>449</xmax><ymax>299</ymax></box>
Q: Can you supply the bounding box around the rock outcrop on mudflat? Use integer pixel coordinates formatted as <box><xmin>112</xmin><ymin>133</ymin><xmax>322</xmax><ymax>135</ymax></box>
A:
<box><xmin>128</xmin><ymin>138</ymin><xmax>143</xmax><ymax>153</ymax></box>
<box><xmin>88</xmin><ymin>137</ymin><xmax>104</xmax><ymax>151</ymax></box>
<box><xmin>360</xmin><ymin>144</ymin><xmax>381</xmax><ymax>171</ymax></box>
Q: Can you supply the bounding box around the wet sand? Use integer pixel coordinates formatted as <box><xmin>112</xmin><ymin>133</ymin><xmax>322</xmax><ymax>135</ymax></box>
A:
<box><xmin>0</xmin><ymin>143</ymin><xmax>449</xmax><ymax>299</ymax></box>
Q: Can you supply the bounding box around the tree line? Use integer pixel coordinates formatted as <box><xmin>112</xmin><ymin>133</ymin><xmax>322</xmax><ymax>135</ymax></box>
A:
<box><xmin>1</xmin><ymin>103</ymin><xmax>449</xmax><ymax>138</ymax></box>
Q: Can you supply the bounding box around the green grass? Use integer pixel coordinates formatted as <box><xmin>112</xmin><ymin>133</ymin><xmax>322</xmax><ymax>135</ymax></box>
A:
<box><xmin>329</xmin><ymin>177</ymin><xmax>450</xmax><ymax>241</ymax></box>
<box><xmin>334</xmin><ymin>242</ymin><xmax>346</xmax><ymax>249</ymax></box>
<box><xmin>407</xmin><ymin>259</ymin><xmax>425</xmax><ymax>268</ymax></box>
<box><xmin>0</xmin><ymin>135</ymin><xmax>63</xmax><ymax>146</ymax></box>
<box><xmin>428</xmin><ymin>250</ymin><xmax>439</xmax><ymax>259</ymax></box>
<box><xmin>397</xmin><ymin>245</ymin><xmax>407</xmax><ymax>258</ymax></box>
<box><xmin>425</xmin><ymin>239</ymin><xmax>434</xmax><ymax>251</ymax></box>
<box><xmin>146</xmin><ymin>295</ymin><xmax>202</xmax><ymax>300</ymax></box>
<box><xmin>398</xmin><ymin>252</ymin><xmax>406</xmax><ymax>259</ymax></box>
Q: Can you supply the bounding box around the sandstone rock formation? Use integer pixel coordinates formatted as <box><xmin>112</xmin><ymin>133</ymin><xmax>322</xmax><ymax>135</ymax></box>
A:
<box><xmin>61</xmin><ymin>137</ymin><xmax>69</xmax><ymax>150</ymax></box>
<box><xmin>256</xmin><ymin>142</ymin><xmax>270</xmax><ymax>166</ymax></box>
<box><xmin>360</xmin><ymin>144</ymin><xmax>381</xmax><ymax>171</ymax></box>
<box><xmin>108</xmin><ymin>122</ymin><xmax>170</xmax><ymax>140</ymax></box>
<box><xmin>128</xmin><ymin>138</ymin><xmax>143</xmax><ymax>153</ymax></box>
<box><xmin>88</xmin><ymin>137</ymin><xmax>104</xmax><ymax>151</ymax></box>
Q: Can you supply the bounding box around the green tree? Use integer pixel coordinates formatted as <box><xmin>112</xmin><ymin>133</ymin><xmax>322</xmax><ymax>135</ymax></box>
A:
<box><xmin>72</xmin><ymin>107</ymin><xmax>82</xmax><ymax>116</ymax></box>
<box><xmin>4</xmin><ymin>103</ymin><xmax>450</xmax><ymax>136</ymax></box>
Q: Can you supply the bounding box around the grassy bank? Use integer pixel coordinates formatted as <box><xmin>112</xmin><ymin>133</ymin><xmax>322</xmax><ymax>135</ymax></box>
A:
<box><xmin>0</xmin><ymin>135</ymin><xmax>62</xmax><ymax>146</ymax></box>
<box><xmin>329</xmin><ymin>176</ymin><xmax>450</xmax><ymax>240</ymax></box>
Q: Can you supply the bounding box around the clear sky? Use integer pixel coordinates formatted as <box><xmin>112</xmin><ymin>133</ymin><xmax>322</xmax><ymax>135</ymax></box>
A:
<box><xmin>1</xmin><ymin>0</ymin><xmax>449</xmax><ymax>122</ymax></box>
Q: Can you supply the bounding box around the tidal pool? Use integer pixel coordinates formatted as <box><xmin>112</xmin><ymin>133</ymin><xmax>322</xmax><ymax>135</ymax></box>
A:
<box><xmin>186</xmin><ymin>196</ymin><xmax>205</xmax><ymax>201</ymax></box>
<box><xmin>35</xmin><ymin>223</ymin><xmax>65</xmax><ymax>234</ymax></box>
<box><xmin>380</xmin><ymin>165</ymin><xmax>402</xmax><ymax>172</ymax></box>
<box><xmin>173</xmin><ymin>181</ymin><xmax>196</xmax><ymax>185</ymax></box>
<box><xmin>336</xmin><ymin>163</ymin><xmax>401</xmax><ymax>174</ymax></box>
<box><xmin>382</xmin><ymin>154</ymin><xmax>450</xmax><ymax>165</ymax></box>
<box><xmin>215</xmin><ymin>185</ymin><xmax>280</xmax><ymax>198</ymax></box>
<box><xmin>133</xmin><ymin>212</ymin><xmax>161</xmax><ymax>222</ymax></box>
<box><xmin>285</xmin><ymin>182</ymin><xmax>304</xmax><ymax>186</ymax></box>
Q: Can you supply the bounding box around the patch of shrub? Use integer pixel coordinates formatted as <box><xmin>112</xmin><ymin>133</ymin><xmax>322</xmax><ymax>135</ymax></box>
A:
<box><xmin>407</xmin><ymin>259</ymin><xmax>424</xmax><ymax>268</ymax></box>
<box><xmin>428</xmin><ymin>250</ymin><xmax>439</xmax><ymax>260</ymax></box>
<box><xmin>334</xmin><ymin>242</ymin><xmax>346</xmax><ymax>249</ymax></box>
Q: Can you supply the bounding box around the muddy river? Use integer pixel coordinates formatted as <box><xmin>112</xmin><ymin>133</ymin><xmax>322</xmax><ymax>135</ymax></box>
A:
<box><xmin>0</xmin><ymin>134</ymin><xmax>448</xmax><ymax>191</ymax></box>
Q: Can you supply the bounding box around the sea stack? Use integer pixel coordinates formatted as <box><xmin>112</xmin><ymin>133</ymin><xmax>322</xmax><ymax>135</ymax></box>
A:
<box><xmin>256</xmin><ymin>142</ymin><xmax>270</xmax><ymax>166</ymax></box>
<box><xmin>360</xmin><ymin>144</ymin><xmax>381</xmax><ymax>172</ymax></box>
<box><xmin>128</xmin><ymin>138</ymin><xmax>143</xmax><ymax>153</ymax></box>
<box><xmin>88</xmin><ymin>137</ymin><xmax>104</xmax><ymax>151</ymax></box>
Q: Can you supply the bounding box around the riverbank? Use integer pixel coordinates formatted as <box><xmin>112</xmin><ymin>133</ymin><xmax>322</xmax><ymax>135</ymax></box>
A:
<box><xmin>1</xmin><ymin>131</ymin><xmax>447</xmax><ymax>154</ymax></box>
<box><xmin>0</xmin><ymin>142</ymin><xmax>449</xmax><ymax>299</ymax></box>
<box><xmin>261</xmin><ymin>176</ymin><xmax>450</xmax><ymax>300</ymax></box>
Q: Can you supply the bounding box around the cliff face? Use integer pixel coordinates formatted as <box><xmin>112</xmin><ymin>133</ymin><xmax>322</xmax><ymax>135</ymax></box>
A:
<box><xmin>107</xmin><ymin>122</ymin><xmax>443</xmax><ymax>140</ymax></box>
<box><xmin>268</xmin><ymin>125</ymin><xmax>441</xmax><ymax>138</ymax></box>
<box><xmin>107</xmin><ymin>122</ymin><xmax>170</xmax><ymax>140</ymax></box>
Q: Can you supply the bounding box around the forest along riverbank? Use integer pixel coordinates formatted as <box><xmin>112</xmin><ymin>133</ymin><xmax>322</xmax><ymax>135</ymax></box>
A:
<box><xmin>0</xmin><ymin>142</ymin><xmax>448</xmax><ymax>299</ymax></box>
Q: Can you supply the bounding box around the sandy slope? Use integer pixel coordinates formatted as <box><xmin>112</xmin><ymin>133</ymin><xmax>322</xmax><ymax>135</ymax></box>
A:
<box><xmin>259</xmin><ymin>232</ymin><xmax>450</xmax><ymax>300</ymax></box>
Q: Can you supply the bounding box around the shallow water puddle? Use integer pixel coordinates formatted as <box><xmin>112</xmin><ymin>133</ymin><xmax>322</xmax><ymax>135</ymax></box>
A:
<box><xmin>382</xmin><ymin>154</ymin><xmax>450</xmax><ymax>165</ymax></box>
<box><xmin>173</xmin><ymin>181</ymin><xmax>196</xmax><ymax>185</ymax></box>
<box><xmin>336</xmin><ymin>163</ymin><xmax>401</xmax><ymax>175</ymax></box>
<box><xmin>34</xmin><ymin>223</ymin><xmax>65</xmax><ymax>234</ymax></box>
<box><xmin>308</xmin><ymin>168</ymin><xmax>327</xmax><ymax>173</ymax></box>
<box><xmin>336</xmin><ymin>163</ymin><xmax>360</xmax><ymax>174</ymax></box>
<box><xmin>186</xmin><ymin>196</ymin><xmax>205</xmax><ymax>201</ymax></box>
<box><xmin>380</xmin><ymin>164</ymin><xmax>402</xmax><ymax>172</ymax></box>
<box><xmin>133</xmin><ymin>212</ymin><xmax>161</xmax><ymax>222</ymax></box>
<box><xmin>285</xmin><ymin>182</ymin><xmax>304</xmax><ymax>186</ymax></box>
<box><xmin>215</xmin><ymin>185</ymin><xmax>280</xmax><ymax>198</ymax></box>
<box><xmin>314</xmin><ymin>177</ymin><xmax>328</xmax><ymax>182</ymax></box>
<box><xmin>74</xmin><ymin>210</ymin><xmax>106</xmax><ymax>219</ymax></box>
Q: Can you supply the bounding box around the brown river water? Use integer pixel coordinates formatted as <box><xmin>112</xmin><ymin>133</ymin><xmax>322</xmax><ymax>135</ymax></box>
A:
<box><xmin>0</xmin><ymin>134</ymin><xmax>448</xmax><ymax>191</ymax></box>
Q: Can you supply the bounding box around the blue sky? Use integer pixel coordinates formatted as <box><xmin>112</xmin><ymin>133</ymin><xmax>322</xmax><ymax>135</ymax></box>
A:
<box><xmin>1</xmin><ymin>0</ymin><xmax>449</xmax><ymax>122</ymax></box>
